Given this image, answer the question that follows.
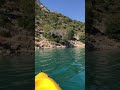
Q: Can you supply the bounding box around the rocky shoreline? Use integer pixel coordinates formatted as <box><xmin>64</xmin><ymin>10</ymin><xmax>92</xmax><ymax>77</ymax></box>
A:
<box><xmin>86</xmin><ymin>34</ymin><xmax>120</xmax><ymax>51</ymax></box>
<box><xmin>35</xmin><ymin>38</ymin><xmax>85</xmax><ymax>49</ymax></box>
<box><xmin>35</xmin><ymin>1</ymin><xmax>85</xmax><ymax>50</ymax></box>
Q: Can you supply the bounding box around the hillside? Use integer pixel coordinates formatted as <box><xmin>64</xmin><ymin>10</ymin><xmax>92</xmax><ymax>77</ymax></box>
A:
<box><xmin>86</xmin><ymin>0</ymin><xmax>120</xmax><ymax>50</ymax></box>
<box><xmin>35</xmin><ymin>1</ymin><xmax>85</xmax><ymax>48</ymax></box>
<box><xmin>0</xmin><ymin>0</ymin><xmax>34</xmax><ymax>55</ymax></box>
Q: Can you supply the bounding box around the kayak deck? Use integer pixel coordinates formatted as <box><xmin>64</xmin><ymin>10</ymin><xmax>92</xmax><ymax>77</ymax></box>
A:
<box><xmin>35</xmin><ymin>72</ymin><xmax>62</xmax><ymax>90</ymax></box>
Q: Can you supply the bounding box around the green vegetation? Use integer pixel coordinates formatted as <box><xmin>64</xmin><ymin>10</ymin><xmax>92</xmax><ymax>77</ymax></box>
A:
<box><xmin>0</xmin><ymin>0</ymin><xmax>35</xmax><ymax>55</ymax></box>
<box><xmin>35</xmin><ymin>1</ymin><xmax>85</xmax><ymax>45</ymax></box>
<box><xmin>79</xmin><ymin>30</ymin><xmax>85</xmax><ymax>43</ymax></box>
<box><xmin>106</xmin><ymin>14</ymin><xmax>120</xmax><ymax>41</ymax></box>
<box><xmin>0</xmin><ymin>0</ymin><xmax>35</xmax><ymax>31</ymax></box>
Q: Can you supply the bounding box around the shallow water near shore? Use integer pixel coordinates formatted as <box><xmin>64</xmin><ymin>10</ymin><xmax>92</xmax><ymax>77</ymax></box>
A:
<box><xmin>35</xmin><ymin>48</ymin><xmax>85</xmax><ymax>90</ymax></box>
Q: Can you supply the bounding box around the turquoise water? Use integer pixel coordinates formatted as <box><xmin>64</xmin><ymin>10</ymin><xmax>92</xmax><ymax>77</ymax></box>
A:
<box><xmin>35</xmin><ymin>48</ymin><xmax>85</xmax><ymax>90</ymax></box>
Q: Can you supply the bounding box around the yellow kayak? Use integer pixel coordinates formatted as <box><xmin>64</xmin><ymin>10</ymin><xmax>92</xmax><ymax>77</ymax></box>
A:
<box><xmin>35</xmin><ymin>72</ymin><xmax>62</xmax><ymax>90</ymax></box>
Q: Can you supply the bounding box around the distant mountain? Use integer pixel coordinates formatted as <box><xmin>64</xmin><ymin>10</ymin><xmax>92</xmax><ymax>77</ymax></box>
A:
<box><xmin>35</xmin><ymin>0</ymin><xmax>85</xmax><ymax>48</ymax></box>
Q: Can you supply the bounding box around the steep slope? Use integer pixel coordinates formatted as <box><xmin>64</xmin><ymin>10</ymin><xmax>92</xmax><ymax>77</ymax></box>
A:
<box><xmin>86</xmin><ymin>0</ymin><xmax>120</xmax><ymax>50</ymax></box>
<box><xmin>0</xmin><ymin>0</ymin><xmax>34</xmax><ymax>55</ymax></box>
<box><xmin>35</xmin><ymin>1</ymin><xmax>85</xmax><ymax>48</ymax></box>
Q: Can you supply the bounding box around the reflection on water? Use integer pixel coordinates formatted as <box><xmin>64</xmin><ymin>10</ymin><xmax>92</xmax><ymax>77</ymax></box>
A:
<box><xmin>0</xmin><ymin>56</ymin><xmax>34</xmax><ymax>90</ymax></box>
<box><xmin>86</xmin><ymin>50</ymin><xmax>120</xmax><ymax>90</ymax></box>
<box><xmin>35</xmin><ymin>48</ymin><xmax>85</xmax><ymax>90</ymax></box>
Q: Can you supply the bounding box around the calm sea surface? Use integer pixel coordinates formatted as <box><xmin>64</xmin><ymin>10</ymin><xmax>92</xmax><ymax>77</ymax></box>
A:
<box><xmin>0</xmin><ymin>56</ymin><xmax>34</xmax><ymax>90</ymax></box>
<box><xmin>35</xmin><ymin>48</ymin><xmax>85</xmax><ymax>90</ymax></box>
<box><xmin>86</xmin><ymin>50</ymin><xmax>120</xmax><ymax>90</ymax></box>
<box><xmin>0</xmin><ymin>48</ymin><xmax>119</xmax><ymax>90</ymax></box>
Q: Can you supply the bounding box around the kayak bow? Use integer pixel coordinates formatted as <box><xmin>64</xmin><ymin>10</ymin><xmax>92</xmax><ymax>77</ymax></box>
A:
<box><xmin>35</xmin><ymin>72</ymin><xmax>62</xmax><ymax>90</ymax></box>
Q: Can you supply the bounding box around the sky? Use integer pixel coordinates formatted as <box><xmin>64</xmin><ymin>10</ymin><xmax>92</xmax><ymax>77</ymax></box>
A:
<box><xmin>39</xmin><ymin>0</ymin><xmax>85</xmax><ymax>22</ymax></box>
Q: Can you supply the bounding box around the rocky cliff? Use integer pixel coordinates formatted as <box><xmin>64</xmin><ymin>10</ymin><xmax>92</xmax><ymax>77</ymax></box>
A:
<box><xmin>35</xmin><ymin>0</ymin><xmax>85</xmax><ymax>49</ymax></box>
<box><xmin>86</xmin><ymin>0</ymin><xmax>120</xmax><ymax>50</ymax></box>
<box><xmin>0</xmin><ymin>0</ymin><xmax>34</xmax><ymax>55</ymax></box>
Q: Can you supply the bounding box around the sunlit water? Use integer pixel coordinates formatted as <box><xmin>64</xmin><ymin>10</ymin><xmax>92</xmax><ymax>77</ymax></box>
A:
<box><xmin>35</xmin><ymin>48</ymin><xmax>85</xmax><ymax>90</ymax></box>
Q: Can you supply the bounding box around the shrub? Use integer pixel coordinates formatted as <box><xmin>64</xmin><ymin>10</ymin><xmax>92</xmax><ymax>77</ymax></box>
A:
<box><xmin>106</xmin><ymin>14</ymin><xmax>120</xmax><ymax>40</ymax></box>
<box><xmin>79</xmin><ymin>31</ymin><xmax>85</xmax><ymax>43</ymax></box>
